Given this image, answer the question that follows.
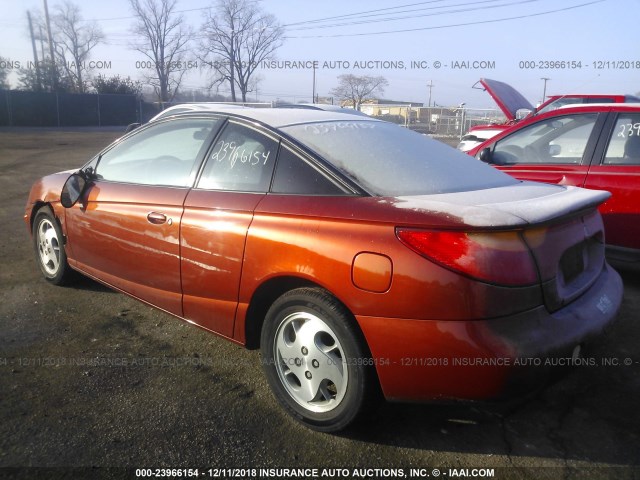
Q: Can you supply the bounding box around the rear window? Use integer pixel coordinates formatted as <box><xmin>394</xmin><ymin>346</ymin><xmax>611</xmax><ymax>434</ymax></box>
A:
<box><xmin>281</xmin><ymin>121</ymin><xmax>516</xmax><ymax>196</ymax></box>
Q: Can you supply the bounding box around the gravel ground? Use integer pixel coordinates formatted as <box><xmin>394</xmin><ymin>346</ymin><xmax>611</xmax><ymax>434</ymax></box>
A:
<box><xmin>0</xmin><ymin>128</ymin><xmax>639</xmax><ymax>480</ymax></box>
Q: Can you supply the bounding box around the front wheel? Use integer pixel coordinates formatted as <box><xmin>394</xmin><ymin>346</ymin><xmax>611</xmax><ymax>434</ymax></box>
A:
<box><xmin>261</xmin><ymin>287</ymin><xmax>377</xmax><ymax>432</ymax></box>
<box><xmin>32</xmin><ymin>207</ymin><xmax>73</xmax><ymax>285</ymax></box>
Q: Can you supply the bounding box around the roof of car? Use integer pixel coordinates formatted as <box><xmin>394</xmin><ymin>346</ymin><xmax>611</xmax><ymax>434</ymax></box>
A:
<box><xmin>556</xmin><ymin>102</ymin><xmax>640</xmax><ymax>111</ymax></box>
<box><xmin>276</xmin><ymin>103</ymin><xmax>371</xmax><ymax>117</ymax></box>
<box><xmin>162</xmin><ymin>105</ymin><xmax>381</xmax><ymax>128</ymax></box>
<box><xmin>149</xmin><ymin>103</ymin><xmax>262</xmax><ymax>122</ymax></box>
<box><xmin>546</xmin><ymin>94</ymin><xmax>629</xmax><ymax>99</ymax></box>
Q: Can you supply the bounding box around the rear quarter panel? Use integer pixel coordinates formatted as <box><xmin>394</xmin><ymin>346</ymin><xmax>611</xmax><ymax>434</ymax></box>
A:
<box><xmin>237</xmin><ymin>195</ymin><xmax>543</xmax><ymax>337</ymax></box>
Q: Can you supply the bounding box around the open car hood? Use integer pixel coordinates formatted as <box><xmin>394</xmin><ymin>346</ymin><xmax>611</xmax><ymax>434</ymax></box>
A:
<box><xmin>474</xmin><ymin>78</ymin><xmax>534</xmax><ymax>121</ymax></box>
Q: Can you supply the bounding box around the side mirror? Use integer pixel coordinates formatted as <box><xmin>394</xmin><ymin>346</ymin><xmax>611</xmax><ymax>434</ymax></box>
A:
<box><xmin>60</xmin><ymin>172</ymin><xmax>88</xmax><ymax>208</ymax></box>
<box><xmin>549</xmin><ymin>144</ymin><xmax>561</xmax><ymax>156</ymax></box>
<box><xmin>478</xmin><ymin>147</ymin><xmax>493</xmax><ymax>163</ymax></box>
<box><xmin>125</xmin><ymin>122</ymin><xmax>141</xmax><ymax>133</ymax></box>
<box><xmin>193</xmin><ymin>128</ymin><xmax>211</xmax><ymax>140</ymax></box>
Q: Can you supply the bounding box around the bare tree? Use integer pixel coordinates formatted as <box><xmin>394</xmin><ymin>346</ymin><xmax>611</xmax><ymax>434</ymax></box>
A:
<box><xmin>246</xmin><ymin>73</ymin><xmax>263</xmax><ymax>101</ymax></box>
<box><xmin>19</xmin><ymin>9</ymin><xmax>81</xmax><ymax>92</ymax></box>
<box><xmin>330</xmin><ymin>74</ymin><xmax>389</xmax><ymax>110</ymax></box>
<box><xmin>51</xmin><ymin>1</ymin><xmax>104</xmax><ymax>93</ymax></box>
<box><xmin>129</xmin><ymin>0</ymin><xmax>192</xmax><ymax>102</ymax></box>
<box><xmin>200</xmin><ymin>0</ymin><xmax>283</xmax><ymax>102</ymax></box>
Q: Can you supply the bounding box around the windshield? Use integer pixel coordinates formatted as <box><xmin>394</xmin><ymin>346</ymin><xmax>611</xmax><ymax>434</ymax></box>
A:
<box><xmin>537</xmin><ymin>98</ymin><xmax>587</xmax><ymax>115</ymax></box>
<box><xmin>282</xmin><ymin>121</ymin><xmax>517</xmax><ymax>196</ymax></box>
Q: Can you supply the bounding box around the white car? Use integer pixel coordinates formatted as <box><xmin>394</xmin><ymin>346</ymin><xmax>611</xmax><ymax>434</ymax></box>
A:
<box><xmin>457</xmin><ymin>126</ymin><xmax>506</xmax><ymax>152</ymax></box>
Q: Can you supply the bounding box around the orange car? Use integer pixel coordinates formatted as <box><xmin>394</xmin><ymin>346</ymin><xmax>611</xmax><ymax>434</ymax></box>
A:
<box><xmin>26</xmin><ymin>107</ymin><xmax>622</xmax><ymax>431</ymax></box>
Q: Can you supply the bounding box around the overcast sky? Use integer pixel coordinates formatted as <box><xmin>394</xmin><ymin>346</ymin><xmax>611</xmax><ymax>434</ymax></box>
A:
<box><xmin>1</xmin><ymin>0</ymin><xmax>637</xmax><ymax>108</ymax></box>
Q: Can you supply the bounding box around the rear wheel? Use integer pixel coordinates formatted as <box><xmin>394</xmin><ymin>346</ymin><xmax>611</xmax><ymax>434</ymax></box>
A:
<box><xmin>261</xmin><ymin>287</ymin><xmax>377</xmax><ymax>432</ymax></box>
<box><xmin>32</xmin><ymin>207</ymin><xmax>73</xmax><ymax>285</ymax></box>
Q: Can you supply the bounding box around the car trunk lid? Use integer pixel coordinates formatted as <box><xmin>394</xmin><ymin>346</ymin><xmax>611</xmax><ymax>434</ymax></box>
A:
<box><xmin>393</xmin><ymin>182</ymin><xmax>610</xmax><ymax>310</ymax></box>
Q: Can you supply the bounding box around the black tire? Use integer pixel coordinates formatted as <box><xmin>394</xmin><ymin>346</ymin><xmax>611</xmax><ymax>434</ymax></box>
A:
<box><xmin>260</xmin><ymin>287</ymin><xmax>377</xmax><ymax>432</ymax></box>
<box><xmin>32</xmin><ymin>207</ymin><xmax>73</xmax><ymax>285</ymax></box>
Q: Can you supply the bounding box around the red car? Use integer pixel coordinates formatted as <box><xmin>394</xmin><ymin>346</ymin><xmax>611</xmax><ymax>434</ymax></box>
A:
<box><xmin>26</xmin><ymin>108</ymin><xmax>622</xmax><ymax>431</ymax></box>
<box><xmin>469</xmin><ymin>103</ymin><xmax>640</xmax><ymax>264</ymax></box>
<box><xmin>535</xmin><ymin>93</ymin><xmax>640</xmax><ymax>115</ymax></box>
<box><xmin>459</xmin><ymin>78</ymin><xmax>640</xmax><ymax>151</ymax></box>
<box><xmin>477</xmin><ymin>78</ymin><xmax>639</xmax><ymax>122</ymax></box>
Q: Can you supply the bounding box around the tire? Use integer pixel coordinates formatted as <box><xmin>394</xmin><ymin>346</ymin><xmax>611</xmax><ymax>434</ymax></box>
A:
<box><xmin>261</xmin><ymin>287</ymin><xmax>377</xmax><ymax>432</ymax></box>
<box><xmin>32</xmin><ymin>207</ymin><xmax>73</xmax><ymax>285</ymax></box>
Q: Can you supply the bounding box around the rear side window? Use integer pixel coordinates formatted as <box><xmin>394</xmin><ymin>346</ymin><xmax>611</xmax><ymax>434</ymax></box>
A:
<box><xmin>271</xmin><ymin>145</ymin><xmax>345</xmax><ymax>195</ymax></box>
<box><xmin>282</xmin><ymin>121</ymin><xmax>515</xmax><ymax>196</ymax></box>
<box><xmin>603</xmin><ymin>113</ymin><xmax>640</xmax><ymax>165</ymax></box>
<box><xmin>586</xmin><ymin>98</ymin><xmax>615</xmax><ymax>104</ymax></box>
<box><xmin>197</xmin><ymin>122</ymin><xmax>279</xmax><ymax>192</ymax></box>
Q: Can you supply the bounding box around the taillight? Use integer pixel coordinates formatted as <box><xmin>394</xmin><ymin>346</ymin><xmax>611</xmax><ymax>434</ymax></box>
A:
<box><xmin>396</xmin><ymin>228</ymin><xmax>539</xmax><ymax>286</ymax></box>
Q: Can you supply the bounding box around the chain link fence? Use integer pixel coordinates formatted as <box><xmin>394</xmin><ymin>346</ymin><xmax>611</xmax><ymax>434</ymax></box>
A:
<box><xmin>360</xmin><ymin>104</ymin><xmax>506</xmax><ymax>139</ymax></box>
<box><xmin>0</xmin><ymin>92</ymin><xmax>507</xmax><ymax>136</ymax></box>
<box><xmin>0</xmin><ymin>90</ymin><xmax>146</xmax><ymax>127</ymax></box>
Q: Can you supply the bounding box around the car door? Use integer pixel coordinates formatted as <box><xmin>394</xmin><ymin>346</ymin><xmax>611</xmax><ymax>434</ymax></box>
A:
<box><xmin>180</xmin><ymin>120</ymin><xmax>280</xmax><ymax>337</ymax></box>
<box><xmin>488</xmin><ymin>112</ymin><xmax>604</xmax><ymax>187</ymax></box>
<box><xmin>66</xmin><ymin>117</ymin><xmax>222</xmax><ymax>315</ymax></box>
<box><xmin>584</xmin><ymin>111</ymin><xmax>640</xmax><ymax>251</ymax></box>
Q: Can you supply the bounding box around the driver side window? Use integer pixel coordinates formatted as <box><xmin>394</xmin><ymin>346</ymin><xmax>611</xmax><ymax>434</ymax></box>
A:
<box><xmin>492</xmin><ymin>114</ymin><xmax>598</xmax><ymax>165</ymax></box>
<box><xmin>96</xmin><ymin>118</ymin><xmax>221</xmax><ymax>187</ymax></box>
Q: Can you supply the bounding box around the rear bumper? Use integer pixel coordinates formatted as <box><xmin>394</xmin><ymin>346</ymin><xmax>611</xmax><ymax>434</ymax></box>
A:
<box><xmin>356</xmin><ymin>263</ymin><xmax>623</xmax><ymax>402</ymax></box>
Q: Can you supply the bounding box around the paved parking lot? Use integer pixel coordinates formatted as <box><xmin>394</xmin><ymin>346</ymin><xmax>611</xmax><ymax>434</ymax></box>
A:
<box><xmin>1</xmin><ymin>128</ymin><xmax>639</xmax><ymax>480</ymax></box>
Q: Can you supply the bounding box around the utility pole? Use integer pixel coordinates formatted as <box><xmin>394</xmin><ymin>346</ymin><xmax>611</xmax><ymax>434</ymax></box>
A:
<box><xmin>312</xmin><ymin>63</ymin><xmax>317</xmax><ymax>103</ymax></box>
<box><xmin>540</xmin><ymin>77</ymin><xmax>550</xmax><ymax>105</ymax></box>
<box><xmin>427</xmin><ymin>80</ymin><xmax>434</xmax><ymax>107</ymax></box>
<box><xmin>229</xmin><ymin>24</ymin><xmax>235</xmax><ymax>102</ymax></box>
<box><xmin>39</xmin><ymin>26</ymin><xmax>46</xmax><ymax>64</ymax></box>
<box><xmin>43</xmin><ymin>0</ymin><xmax>57</xmax><ymax>91</ymax></box>
<box><xmin>27</xmin><ymin>11</ymin><xmax>42</xmax><ymax>91</ymax></box>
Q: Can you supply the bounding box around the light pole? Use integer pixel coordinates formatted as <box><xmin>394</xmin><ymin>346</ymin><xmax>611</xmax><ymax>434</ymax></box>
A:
<box><xmin>458</xmin><ymin>102</ymin><xmax>466</xmax><ymax>140</ymax></box>
<box><xmin>540</xmin><ymin>77</ymin><xmax>550</xmax><ymax>105</ymax></box>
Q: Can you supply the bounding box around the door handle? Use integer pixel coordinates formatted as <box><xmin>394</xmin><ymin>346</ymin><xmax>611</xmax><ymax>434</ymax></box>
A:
<box><xmin>147</xmin><ymin>212</ymin><xmax>171</xmax><ymax>225</ymax></box>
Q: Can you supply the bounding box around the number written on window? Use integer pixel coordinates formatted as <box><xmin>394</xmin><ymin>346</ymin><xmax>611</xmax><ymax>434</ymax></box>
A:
<box><xmin>210</xmin><ymin>139</ymin><xmax>271</xmax><ymax>168</ymax></box>
<box><xmin>617</xmin><ymin>122</ymin><xmax>640</xmax><ymax>138</ymax></box>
